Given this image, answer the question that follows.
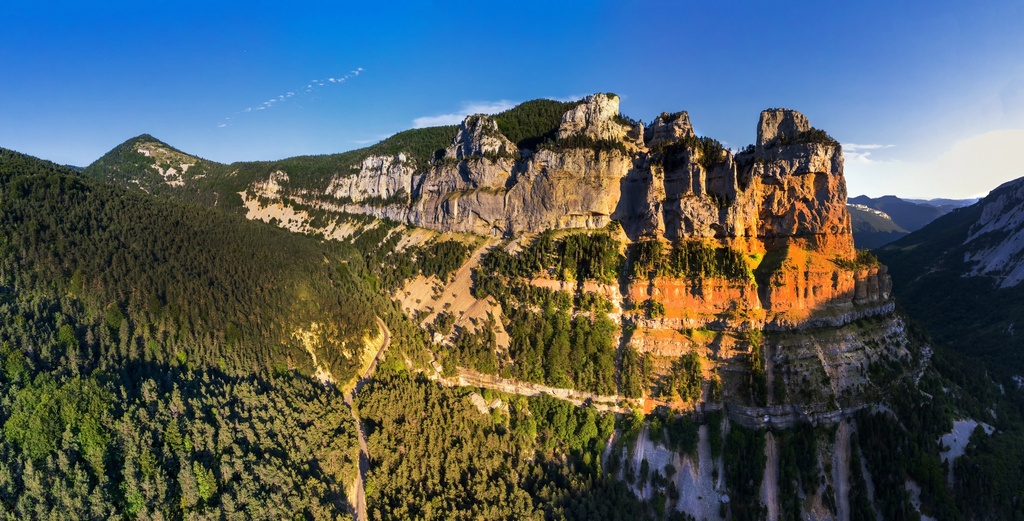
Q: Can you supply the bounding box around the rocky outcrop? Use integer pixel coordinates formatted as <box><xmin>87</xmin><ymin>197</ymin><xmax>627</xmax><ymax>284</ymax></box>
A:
<box><xmin>755</xmin><ymin>108</ymin><xmax>810</xmax><ymax>153</ymax></box>
<box><xmin>557</xmin><ymin>93</ymin><xmax>628</xmax><ymax>142</ymax></box>
<box><xmin>252</xmin><ymin>170</ymin><xmax>289</xmax><ymax>198</ymax></box>
<box><xmin>445</xmin><ymin>115</ymin><xmax>518</xmax><ymax>160</ymax></box>
<box><xmin>645</xmin><ymin>111</ymin><xmax>695</xmax><ymax>149</ymax></box>
<box><xmin>749</xmin><ymin>140</ymin><xmax>854</xmax><ymax>255</ymax></box>
<box><xmin>325</xmin><ymin>154</ymin><xmax>415</xmax><ymax>203</ymax></box>
<box><xmin>265</xmin><ymin>97</ymin><xmax>854</xmax><ymax>262</ymax></box>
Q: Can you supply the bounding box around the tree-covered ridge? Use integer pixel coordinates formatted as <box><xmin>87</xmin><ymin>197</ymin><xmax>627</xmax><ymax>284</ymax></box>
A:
<box><xmin>651</xmin><ymin>135</ymin><xmax>730</xmax><ymax>171</ymax></box>
<box><xmin>877</xmin><ymin>190</ymin><xmax>1024</xmax><ymax>376</ymax></box>
<box><xmin>82</xmin><ymin>126</ymin><xmax>460</xmax><ymax>211</ymax></box>
<box><xmin>481</xmin><ymin>229</ymin><xmax>624</xmax><ymax>284</ymax></box>
<box><xmin>356</xmin><ymin>371</ymin><xmax>665</xmax><ymax>521</ymax></box>
<box><xmin>492</xmin><ymin>98</ymin><xmax>581</xmax><ymax>151</ymax></box>
<box><xmin>0</xmin><ymin>149</ymin><xmax>375</xmax><ymax>518</ymax></box>
<box><xmin>239</xmin><ymin>125</ymin><xmax>460</xmax><ymax>187</ymax></box>
<box><xmin>2</xmin><ymin>152</ymin><xmax>383</xmax><ymax>382</ymax></box>
<box><xmin>0</xmin><ymin>147</ymin><xmax>82</xmax><ymax>178</ymax></box>
<box><xmin>627</xmin><ymin>239</ymin><xmax>753</xmax><ymax>281</ymax></box>
<box><xmin>83</xmin><ymin>134</ymin><xmax>216</xmax><ymax>182</ymax></box>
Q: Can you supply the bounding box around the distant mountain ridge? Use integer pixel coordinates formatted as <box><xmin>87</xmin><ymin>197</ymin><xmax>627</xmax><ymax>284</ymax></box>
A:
<box><xmin>847</xmin><ymin>194</ymin><xmax>975</xmax><ymax>248</ymax></box>
<box><xmin>905</xmin><ymin>197</ymin><xmax>980</xmax><ymax>212</ymax></box>
<box><xmin>846</xmin><ymin>203</ymin><xmax>908</xmax><ymax>248</ymax></box>
<box><xmin>877</xmin><ymin>176</ymin><xmax>1024</xmax><ymax>373</ymax></box>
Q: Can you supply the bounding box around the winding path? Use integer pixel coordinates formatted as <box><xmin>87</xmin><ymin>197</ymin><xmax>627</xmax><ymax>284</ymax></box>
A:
<box><xmin>343</xmin><ymin>316</ymin><xmax>391</xmax><ymax>521</ymax></box>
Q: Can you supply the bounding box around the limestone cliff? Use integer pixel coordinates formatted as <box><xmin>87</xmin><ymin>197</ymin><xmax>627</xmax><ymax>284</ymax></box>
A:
<box><xmin>240</xmin><ymin>95</ymin><xmax>853</xmax><ymax>256</ymax></box>
<box><xmin>242</xmin><ymin>94</ymin><xmax>894</xmax><ymax>345</ymax></box>
<box><xmin>325</xmin><ymin>154</ymin><xmax>415</xmax><ymax>204</ymax></box>
<box><xmin>445</xmin><ymin>114</ymin><xmax>518</xmax><ymax>160</ymax></box>
<box><xmin>201</xmin><ymin>95</ymin><xmax>907</xmax><ymax>427</ymax></box>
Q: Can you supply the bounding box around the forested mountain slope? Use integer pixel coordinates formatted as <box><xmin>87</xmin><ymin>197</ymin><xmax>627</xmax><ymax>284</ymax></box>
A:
<box><xmin>50</xmin><ymin>94</ymin><xmax>1024</xmax><ymax>519</ymax></box>
<box><xmin>878</xmin><ymin>176</ymin><xmax>1024</xmax><ymax>376</ymax></box>
<box><xmin>0</xmin><ymin>147</ymin><xmax>710</xmax><ymax>520</ymax></box>
<box><xmin>847</xmin><ymin>203</ymin><xmax>909</xmax><ymax>248</ymax></box>
<box><xmin>0</xmin><ymin>147</ymin><xmax>391</xmax><ymax>518</ymax></box>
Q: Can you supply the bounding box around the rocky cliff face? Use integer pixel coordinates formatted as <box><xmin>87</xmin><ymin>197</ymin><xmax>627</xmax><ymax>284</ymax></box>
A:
<box><xmin>445</xmin><ymin>115</ymin><xmax>518</xmax><ymax>160</ymax></box>
<box><xmin>557</xmin><ymin>92</ymin><xmax>629</xmax><ymax>142</ymax></box>
<box><xmin>325</xmin><ymin>154</ymin><xmax>415</xmax><ymax>203</ymax></box>
<box><xmin>963</xmin><ymin>177</ymin><xmax>1024</xmax><ymax>288</ymax></box>
<box><xmin>243</xmin><ymin>93</ymin><xmax>890</xmax><ymax>319</ymax></box>
<box><xmin>239</xmin><ymin>94</ymin><xmax>906</xmax><ymax>422</ymax></box>
<box><xmin>221</xmin><ymin>96</ymin><xmax>922</xmax><ymax>520</ymax></box>
<box><xmin>244</xmin><ymin>95</ymin><xmax>853</xmax><ymax>256</ymax></box>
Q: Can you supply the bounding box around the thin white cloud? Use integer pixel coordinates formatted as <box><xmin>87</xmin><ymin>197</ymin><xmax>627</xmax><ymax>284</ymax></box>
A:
<box><xmin>412</xmin><ymin>100</ymin><xmax>518</xmax><ymax>128</ymax></box>
<box><xmin>842</xmin><ymin>143</ymin><xmax>895</xmax><ymax>164</ymax></box>
<box><xmin>844</xmin><ymin>143</ymin><xmax>894</xmax><ymax>152</ymax></box>
<box><xmin>222</xmin><ymin>67</ymin><xmax>365</xmax><ymax>127</ymax></box>
<box><xmin>545</xmin><ymin>94</ymin><xmax>585</xmax><ymax>103</ymax></box>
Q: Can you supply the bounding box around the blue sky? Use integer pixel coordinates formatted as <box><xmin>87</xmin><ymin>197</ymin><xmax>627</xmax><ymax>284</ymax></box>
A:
<box><xmin>2</xmin><ymin>1</ymin><xmax>1023</xmax><ymax>198</ymax></box>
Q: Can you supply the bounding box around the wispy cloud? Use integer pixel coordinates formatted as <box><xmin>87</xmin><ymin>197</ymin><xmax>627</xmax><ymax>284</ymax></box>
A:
<box><xmin>412</xmin><ymin>100</ymin><xmax>518</xmax><ymax>128</ymax></box>
<box><xmin>842</xmin><ymin>143</ymin><xmax>895</xmax><ymax>164</ymax></box>
<box><xmin>544</xmin><ymin>94</ymin><xmax>586</xmax><ymax>103</ymax></box>
<box><xmin>218</xmin><ymin>67</ymin><xmax>364</xmax><ymax>128</ymax></box>
<box><xmin>351</xmin><ymin>133</ymin><xmax>394</xmax><ymax>146</ymax></box>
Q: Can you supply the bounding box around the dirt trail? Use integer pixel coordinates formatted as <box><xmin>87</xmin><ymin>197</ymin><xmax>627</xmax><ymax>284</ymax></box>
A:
<box><xmin>343</xmin><ymin>316</ymin><xmax>391</xmax><ymax>521</ymax></box>
<box><xmin>438</xmin><ymin>368</ymin><xmax>631</xmax><ymax>413</ymax></box>
<box><xmin>834</xmin><ymin>421</ymin><xmax>851</xmax><ymax>521</ymax></box>
<box><xmin>760</xmin><ymin>431</ymin><xmax>779</xmax><ymax>521</ymax></box>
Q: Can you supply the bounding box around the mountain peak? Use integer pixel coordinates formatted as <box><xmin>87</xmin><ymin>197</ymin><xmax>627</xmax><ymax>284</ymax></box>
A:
<box><xmin>84</xmin><ymin>134</ymin><xmax>217</xmax><ymax>195</ymax></box>
<box><xmin>556</xmin><ymin>92</ymin><xmax>630</xmax><ymax>142</ymax></box>
<box><xmin>756</xmin><ymin>108</ymin><xmax>809</xmax><ymax>149</ymax></box>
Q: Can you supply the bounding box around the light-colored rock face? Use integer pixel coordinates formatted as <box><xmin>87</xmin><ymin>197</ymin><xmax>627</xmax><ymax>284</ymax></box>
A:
<box><xmin>247</xmin><ymin>97</ymin><xmax>855</xmax><ymax>259</ymax></box>
<box><xmin>645</xmin><ymin>111</ymin><xmax>695</xmax><ymax>149</ymax></box>
<box><xmin>445</xmin><ymin>115</ymin><xmax>518</xmax><ymax>160</ymax></box>
<box><xmin>325</xmin><ymin>154</ymin><xmax>414</xmax><ymax>203</ymax></box>
<box><xmin>756</xmin><ymin>108</ymin><xmax>810</xmax><ymax>149</ymax></box>
<box><xmin>238</xmin><ymin>97</ymin><xmax>911</xmax><ymax>441</ymax></box>
<box><xmin>252</xmin><ymin>170</ymin><xmax>289</xmax><ymax>198</ymax></box>
<box><xmin>557</xmin><ymin>93</ymin><xmax>628</xmax><ymax>142</ymax></box>
<box><xmin>963</xmin><ymin>178</ymin><xmax>1024</xmax><ymax>287</ymax></box>
<box><xmin>503</xmin><ymin>148</ymin><xmax>629</xmax><ymax>233</ymax></box>
<box><xmin>750</xmin><ymin>142</ymin><xmax>854</xmax><ymax>256</ymax></box>
<box><xmin>134</xmin><ymin>143</ymin><xmax>201</xmax><ymax>188</ymax></box>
